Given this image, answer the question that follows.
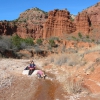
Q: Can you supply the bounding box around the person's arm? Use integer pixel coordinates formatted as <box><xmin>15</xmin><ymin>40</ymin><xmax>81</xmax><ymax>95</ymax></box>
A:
<box><xmin>28</xmin><ymin>64</ymin><xmax>31</xmax><ymax>68</ymax></box>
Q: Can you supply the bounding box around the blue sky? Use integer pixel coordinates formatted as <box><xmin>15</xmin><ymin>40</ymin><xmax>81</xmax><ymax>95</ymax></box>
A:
<box><xmin>0</xmin><ymin>0</ymin><xmax>99</xmax><ymax>20</ymax></box>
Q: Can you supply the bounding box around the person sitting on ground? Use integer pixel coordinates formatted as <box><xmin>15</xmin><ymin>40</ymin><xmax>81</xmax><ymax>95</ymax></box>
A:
<box><xmin>37</xmin><ymin>70</ymin><xmax>46</xmax><ymax>79</ymax></box>
<box><xmin>28</xmin><ymin>60</ymin><xmax>36</xmax><ymax>75</ymax></box>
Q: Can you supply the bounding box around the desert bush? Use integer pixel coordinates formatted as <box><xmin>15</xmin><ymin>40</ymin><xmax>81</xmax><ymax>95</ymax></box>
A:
<box><xmin>33</xmin><ymin>45</ymin><xmax>43</xmax><ymax>54</ymax></box>
<box><xmin>11</xmin><ymin>35</ymin><xmax>22</xmax><ymax>49</ymax></box>
<box><xmin>49</xmin><ymin>39</ymin><xmax>56</xmax><ymax>47</ymax></box>
<box><xmin>0</xmin><ymin>36</ymin><xmax>12</xmax><ymax>51</ymax></box>
<box><xmin>71</xmin><ymin>36</ymin><xmax>78</xmax><ymax>41</ymax></box>
<box><xmin>61</xmin><ymin>45</ymin><xmax>66</xmax><ymax>53</ymax></box>
<box><xmin>23</xmin><ymin>37</ymin><xmax>34</xmax><ymax>45</ymax></box>
<box><xmin>82</xmin><ymin>38</ymin><xmax>90</xmax><ymax>42</ymax></box>
<box><xmin>65</xmin><ymin>79</ymin><xmax>84</xmax><ymax>94</ymax></box>
<box><xmin>48</xmin><ymin>53</ymin><xmax>82</xmax><ymax>66</ymax></box>
<box><xmin>48</xmin><ymin>54</ymin><xmax>68</xmax><ymax>66</ymax></box>
<box><xmin>86</xmin><ymin>35</ymin><xmax>89</xmax><ymax>38</ymax></box>
<box><xmin>11</xmin><ymin>35</ymin><xmax>34</xmax><ymax>50</ymax></box>
<box><xmin>54</xmin><ymin>54</ymin><xmax>68</xmax><ymax>66</ymax></box>
<box><xmin>96</xmin><ymin>40</ymin><xmax>100</xmax><ymax>44</ymax></box>
<box><xmin>0</xmin><ymin>35</ymin><xmax>34</xmax><ymax>53</ymax></box>
<box><xmin>36</xmin><ymin>38</ymin><xmax>43</xmax><ymax>45</ymax></box>
<box><xmin>78</xmin><ymin>32</ymin><xmax>82</xmax><ymax>39</ymax></box>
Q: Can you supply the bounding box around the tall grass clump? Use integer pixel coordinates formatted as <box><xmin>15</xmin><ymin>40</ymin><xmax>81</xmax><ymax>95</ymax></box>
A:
<box><xmin>65</xmin><ymin>79</ymin><xmax>84</xmax><ymax>94</ymax></box>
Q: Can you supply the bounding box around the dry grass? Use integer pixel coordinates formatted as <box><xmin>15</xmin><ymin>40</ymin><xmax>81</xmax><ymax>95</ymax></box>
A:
<box><xmin>47</xmin><ymin>53</ymin><xmax>83</xmax><ymax>66</ymax></box>
<box><xmin>65</xmin><ymin>79</ymin><xmax>83</xmax><ymax>94</ymax></box>
<box><xmin>83</xmin><ymin>44</ymin><xmax>100</xmax><ymax>55</ymax></box>
<box><xmin>0</xmin><ymin>70</ymin><xmax>13</xmax><ymax>89</ymax></box>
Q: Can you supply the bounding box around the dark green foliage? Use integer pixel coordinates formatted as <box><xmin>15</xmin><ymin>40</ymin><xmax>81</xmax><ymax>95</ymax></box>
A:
<box><xmin>92</xmin><ymin>39</ymin><xmax>95</xmax><ymax>42</ymax></box>
<box><xmin>0</xmin><ymin>36</ymin><xmax>12</xmax><ymax>51</ymax></box>
<box><xmin>36</xmin><ymin>38</ymin><xmax>43</xmax><ymax>45</ymax></box>
<box><xmin>11</xmin><ymin>35</ymin><xmax>21</xmax><ymax>48</ymax></box>
<box><xmin>86</xmin><ymin>35</ymin><xmax>89</xmax><ymax>38</ymax></box>
<box><xmin>11</xmin><ymin>35</ymin><xmax>34</xmax><ymax>50</ymax></box>
<box><xmin>49</xmin><ymin>39</ymin><xmax>56</xmax><ymax>47</ymax></box>
<box><xmin>23</xmin><ymin>37</ymin><xmax>34</xmax><ymax>45</ymax></box>
<box><xmin>72</xmin><ymin>36</ymin><xmax>77</xmax><ymax>40</ymax></box>
<box><xmin>78</xmin><ymin>32</ymin><xmax>82</xmax><ymax>38</ymax></box>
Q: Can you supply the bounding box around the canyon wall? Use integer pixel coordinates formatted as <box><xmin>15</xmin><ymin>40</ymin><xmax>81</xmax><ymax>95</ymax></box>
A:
<box><xmin>43</xmin><ymin>9</ymin><xmax>76</xmax><ymax>38</ymax></box>
<box><xmin>0</xmin><ymin>2</ymin><xmax>100</xmax><ymax>39</ymax></box>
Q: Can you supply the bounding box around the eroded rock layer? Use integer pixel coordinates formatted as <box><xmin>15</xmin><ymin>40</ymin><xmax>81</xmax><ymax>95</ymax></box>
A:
<box><xmin>43</xmin><ymin>9</ymin><xmax>76</xmax><ymax>38</ymax></box>
<box><xmin>0</xmin><ymin>2</ymin><xmax>100</xmax><ymax>39</ymax></box>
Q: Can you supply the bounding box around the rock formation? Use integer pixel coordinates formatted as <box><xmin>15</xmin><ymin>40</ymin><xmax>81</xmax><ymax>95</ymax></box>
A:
<box><xmin>43</xmin><ymin>9</ymin><xmax>76</xmax><ymax>38</ymax></box>
<box><xmin>16</xmin><ymin>7</ymin><xmax>48</xmax><ymax>38</ymax></box>
<box><xmin>0</xmin><ymin>2</ymin><xmax>100</xmax><ymax>39</ymax></box>
<box><xmin>74</xmin><ymin>11</ymin><xmax>90</xmax><ymax>35</ymax></box>
<box><xmin>0</xmin><ymin>21</ymin><xmax>17</xmax><ymax>35</ymax></box>
<box><xmin>74</xmin><ymin>2</ymin><xmax>100</xmax><ymax>37</ymax></box>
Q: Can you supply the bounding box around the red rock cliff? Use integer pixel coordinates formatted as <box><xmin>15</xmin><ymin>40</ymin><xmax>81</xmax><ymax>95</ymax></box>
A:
<box><xmin>74</xmin><ymin>2</ymin><xmax>100</xmax><ymax>37</ymax></box>
<box><xmin>43</xmin><ymin>9</ymin><xmax>76</xmax><ymax>38</ymax></box>
<box><xmin>0</xmin><ymin>21</ymin><xmax>16</xmax><ymax>35</ymax></box>
<box><xmin>1</xmin><ymin>2</ymin><xmax>100</xmax><ymax>39</ymax></box>
<box><xmin>16</xmin><ymin>7</ymin><xmax>47</xmax><ymax>38</ymax></box>
<box><xmin>74</xmin><ymin>11</ymin><xmax>90</xmax><ymax>35</ymax></box>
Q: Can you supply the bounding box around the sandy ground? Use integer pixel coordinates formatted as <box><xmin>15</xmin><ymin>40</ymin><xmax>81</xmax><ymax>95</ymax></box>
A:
<box><xmin>0</xmin><ymin>58</ymin><xmax>100</xmax><ymax>100</ymax></box>
<box><xmin>0</xmin><ymin>59</ymin><xmax>67</xmax><ymax>100</ymax></box>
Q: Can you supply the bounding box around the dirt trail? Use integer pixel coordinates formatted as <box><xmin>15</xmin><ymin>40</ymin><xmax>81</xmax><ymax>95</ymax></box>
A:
<box><xmin>33</xmin><ymin>79</ymin><xmax>66</xmax><ymax>100</ymax></box>
<box><xmin>34</xmin><ymin>79</ymin><xmax>56</xmax><ymax>100</ymax></box>
<box><xmin>0</xmin><ymin>73</ymin><xmax>100</xmax><ymax>100</ymax></box>
<box><xmin>32</xmin><ymin>73</ymin><xmax>67</xmax><ymax>100</ymax></box>
<box><xmin>0</xmin><ymin>75</ymin><xmax>38</xmax><ymax>100</ymax></box>
<box><xmin>0</xmin><ymin>73</ymin><xmax>67</xmax><ymax>100</ymax></box>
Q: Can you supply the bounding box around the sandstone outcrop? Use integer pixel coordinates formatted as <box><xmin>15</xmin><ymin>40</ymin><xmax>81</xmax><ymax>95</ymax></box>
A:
<box><xmin>43</xmin><ymin>9</ymin><xmax>76</xmax><ymax>38</ymax></box>
<box><xmin>74</xmin><ymin>11</ymin><xmax>90</xmax><ymax>35</ymax></box>
<box><xmin>0</xmin><ymin>21</ymin><xmax>17</xmax><ymax>35</ymax></box>
<box><xmin>16</xmin><ymin>22</ymin><xmax>43</xmax><ymax>38</ymax></box>
<box><xmin>16</xmin><ymin>7</ymin><xmax>47</xmax><ymax>38</ymax></box>
<box><xmin>74</xmin><ymin>2</ymin><xmax>100</xmax><ymax>37</ymax></box>
<box><xmin>0</xmin><ymin>2</ymin><xmax>100</xmax><ymax>39</ymax></box>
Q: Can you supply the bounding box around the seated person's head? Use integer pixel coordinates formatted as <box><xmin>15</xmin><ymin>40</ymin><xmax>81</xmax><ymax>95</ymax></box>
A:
<box><xmin>30</xmin><ymin>60</ymin><xmax>34</xmax><ymax>63</ymax></box>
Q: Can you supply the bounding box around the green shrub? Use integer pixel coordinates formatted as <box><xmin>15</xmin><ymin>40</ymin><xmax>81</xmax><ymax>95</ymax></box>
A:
<box><xmin>72</xmin><ymin>36</ymin><xmax>77</xmax><ymax>40</ymax></box>
<box><xmin>23</xmin><ymin>37</ymin><xmax>34</xmax><ymax>45</ymax></box>
<box><xmin>49</xmin><ymin>39</ymin><xmax>56</xmax><ymax>47</ymax></box>
<box><xmin>11</xmin><ymin>35</ymin><xmax>34</xmax><ymax>50</ymax></box>
<box><xmin>11</xmin><ymin>35</ymin><xmax>21</xmax><ymax>48</ymax></box>
<box><xmin>36</xmin><ymin>38</ymin><xmax>43</xmax><ymax>45</ymax></box>
<box><xmin>86</xmin><ymin>35</ymin><xmax>89</xmax><ymax>38</ymax></box>
<box><xmin>78</xmin><ymin>32</ymin><xmax>82</xmax><ymax>38</ymax></box>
